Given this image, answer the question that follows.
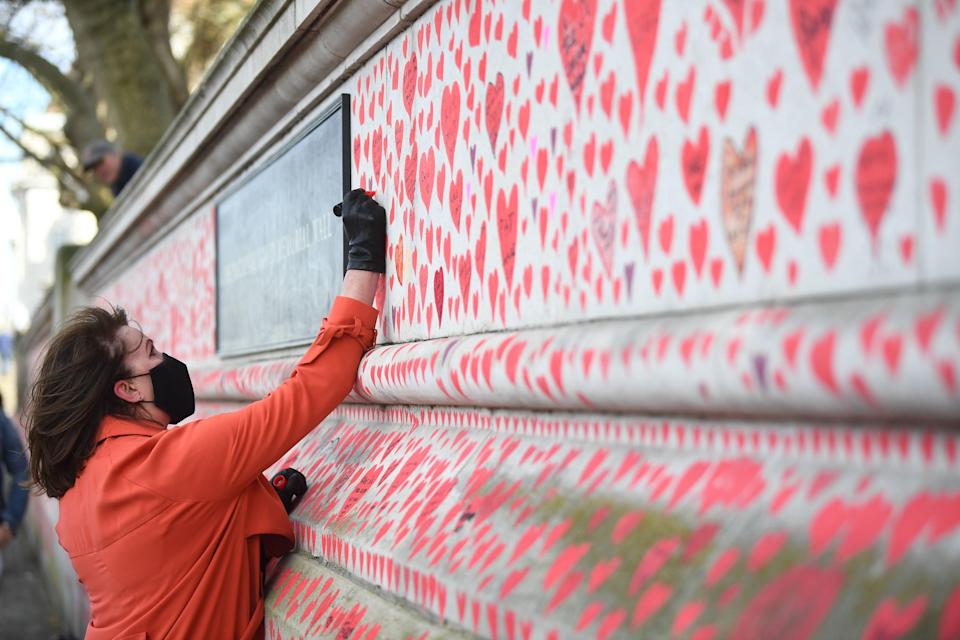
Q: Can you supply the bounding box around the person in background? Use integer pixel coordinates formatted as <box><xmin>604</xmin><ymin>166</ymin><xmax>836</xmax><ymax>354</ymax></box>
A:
<box><xmin>0</xmin><ymin>390</ymin><xmax>29</xmax><ymax>579</ymax></box>
<box><xmin>26</xmin><ymin>189</ymin><xmax>385</xmax><ymax>639</ymax></box>
<box><xmin>80</xmin><ymin>139</ymin><xmax>144</xmax><ymax>196</ymax></box>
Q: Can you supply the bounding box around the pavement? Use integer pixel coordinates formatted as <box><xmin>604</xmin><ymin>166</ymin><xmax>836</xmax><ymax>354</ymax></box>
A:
<box><xmin>0</xmin><ymin>530</ymin><xmax>63</xmax><ymax>640</ymax></box>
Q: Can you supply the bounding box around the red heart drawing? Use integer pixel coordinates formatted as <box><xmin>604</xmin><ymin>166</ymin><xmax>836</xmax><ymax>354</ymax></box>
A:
<box><xmin>709</xmin><ymin>258</ymin><xmax>724</xmax><ymax>288</ymax></box>
<box><xmin>811</xmin><ymin>331</ymin><xmax>839</xmax><ymax>394</ymax></box>
<box><xmin>449</xmin><ymin>170</ymin><xmax>463</xmax><ymax>231</ymax></box>
<box><xmin>689</xmin><ymin>218</ymin><xmax>708</xmax><ymax>277</ymax></box>
<box><xmin>824</xmin><ymin>164</ymin><xmax>841</xmax><ymax>199</ymax></box>
<box><xmin>434</xmin><ymin>267</ymin><xmax>445</xmax><ymax>327</ymax></box>
<box><xmin>402</xmin><ymin>54</ymin><xmax>418</xmax><ymax>116</ymax></box>
<box><xmin>655</xmin><ymin>71</ymin><xmax>668</xmax><ymax>110</ymax></box>
<box><xmin>419</xmin><ymin>148</ymin><xmax>436</xmax><ymax>208</ymax></box>
<box><xmin>809</xmin><ymin>495</ymin><xmax>893</xmax><ymax>561</ymax></box>
<box><xmin>930</xmin><ymin>178</ymin><xmax>947</xmax><ymax>231</ymax></box>
<box><xmin>935</xmin><ymin>84</ymin><xmax>956</xmax><ymax>135</ymax></box>
<box><xmin>440</xmin><ymin>82</ymin><xmax>460</xmax><ymax>166</ymax></box>
<box><xmin>754</xmin><ymin>223</ymin><xmax>776</xmax><ymax>274</ymax></box>
<box><xmin>818</xmin><ymin>222</ymin><xmax>841</xmax><ymax>270</ymax></box>
<box><xmin>674</xmin><ymin>20</ymin><xmax>687</xmax><ymax>56</ymax></box>
<box><xmin>599</xmin><ymin>140</ymin><xmax>614</xmax><ymax>175</ymax></box>
<box><xmin>394</xmin><ymin>119</ymin><xmax>404</xmax><ymax>158</ymax></box>
<box><xmin>507</xmin><ymin>22</ymin><xmax>518</xmax><ymax>58</ymax></box>
<box><xmin>587</xmin><ymin>557</ymin><xmax>622</xmax><ymax>593</ymax></box>
<box><xmin>855</xmin><ymin>131</ymin><xmax>897</xmax><ymax>247</ymax></box>
<box><xmin>885</xmin><ymin>8</ymin><xmax>918</xmax><ymax>88</ymax></box>
<box><xmin>601</xmin><ymin>4</ymin><xmax>617</xmax><ymax>43</ymax></box>
<box><xmin>682</xmin><ymin>126</ymin><xmax>710</xmax><ymax>205</ymax></box>
<box><xmin>788</xmin><ymin>0</ymin><xmax>837</xmax><ymax>91</ymax></box>
<box><xmin>395</xmin><ymin>235</ymin><xmax>405</xmax><ymax>285</ymax></box>
<box><xmin>658</xmin><ymin>214</ymin><xmax>673</xmax><ymax>255</ymax></box>
<box><xmin>619</xmin><ymin>92</ymin><xmax>633</xmax><ymax>134</ymax></box>
<box><xmin>371</xmin><ymin>128</ymin><xmax>383</xmax><ymax>181</ymax></box>
<box><xmin>558</xmin><ymin>0</ymin><xmax>598</xmax><ymax>110</ymax></box>
<box><xmin>721</xmin><ymin>0</ymin><xmax>747</xmax><ymax>34</ymax></box>
<box><xmin>623</xmin><ymin>0</ymin><xmax>662</xmax><ymax>106</ymax></box>
<box><xmin>850</xmin><ymin>66</ymin><xmax>869</xmax><ymax>108</ymax></box>
<box><xmin>899</xmin><ymin>234</ymin><xmax>914</xmax><ymax>265</ymax></box>
<box><xmin>457</xmin><ymin>251</ymin><xmax>472</xmax><ymax>302</ymax></box>
<box><xmin>475</xmin><ymin>222</ymin><xmax>487</xmax><ymax>277</ymax></box>
<box><xmin>766</xmin><ymin>68</ymin><xmax>783</xmax><ymax>108</ymax></box>
<box><xmin>497</xmin><ymin>185</ymin><xmax>519</xmax><ymax>290</ymax></box>
<box><xmin>584</xmin><ymin>134</ymin><xmax>596</xmax><ymax>176</ymax></box>
<box><xmin>671</xmin><ymin>260</ymin><xmax>686</xmax><ymax>296</ymax></box>
<box><xmin>821</xmin><ymin>98</ymin><xmax>839</xmax><ymax>134</ymax></box>
<box><xmin>862</xmin><ymin>596</ymin><xmax>927</xmax><ymax>640</ymax></box>
<box><xmin>889</xmin><ymin>492</ymin><xmax>960</xmax><ymax>565</ymax></box>
<box><xmin>775</xmin><ymin>137</ymin><xmax>813</xmax><ymax>233</ymax></box>
<box><xmin>626</xmin><ymin>138</ymin><xmax>658</xmax><ymax>259</ymax></box>
<box><xmin>404</xmin><ymin>142</ymin><xmax>418</xmax><ymax>205</ymax></box>
<box><xmin>714</xmin><ymin>80</ymin><xmax>731</xmax><ymax>121</ymax></box>
<box><xmin>600</xmin><ymin>72</ymin><xmax>616</xmax><ymax>118</ymax></box>
<box><xmin>485</xmin><ymin>72</ymin><xmax>505</xmax><ymax>151</ymax></box>
<box><xmin>518</xmin><ymin>101</ymin><xmax>530</xmax><ymax>139</ymax></box>
<box><xmin>675</xmin><ymin>66</ymin><xmax>695</xmax><ymax>124</ymax></box>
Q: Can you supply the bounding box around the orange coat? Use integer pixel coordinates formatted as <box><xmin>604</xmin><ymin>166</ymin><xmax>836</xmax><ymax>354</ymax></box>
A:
<box><xmin>56</xmin><ymin>297</ymin><xmax>378</xmax><ymax>639</ymax></box>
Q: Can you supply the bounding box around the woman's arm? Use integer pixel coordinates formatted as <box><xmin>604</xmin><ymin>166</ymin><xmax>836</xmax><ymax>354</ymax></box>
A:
<box><xmin>116</xmin><ymin>191</ymin><xmax>387</xmax><ymax>501</ymax></box>
<box><xmin>123</xmin><ymin>289</ymin><xmax>378</xmax><ymax>501</ymax></box>
<box><xmin>340</xmin><ymin>269</ymin><xmax>379</xmax><ymax>305</ymax></box>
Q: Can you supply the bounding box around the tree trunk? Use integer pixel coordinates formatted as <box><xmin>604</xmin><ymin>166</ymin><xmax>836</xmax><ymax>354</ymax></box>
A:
<box><xmin>61</xmin><ymin>0</ymin><xmax>180</xmax><ymax>156</ymax></box>
<box><xmin>138</xmin><ymin>0</ymin><xmax>188</xmax><ymax>109</ymax></box>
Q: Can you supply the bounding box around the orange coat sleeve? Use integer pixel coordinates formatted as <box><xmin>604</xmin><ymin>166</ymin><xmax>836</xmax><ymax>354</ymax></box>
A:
<box><xmin>115</xmin><ymin>296</ymin><xmax>378</xmax><ymax>501</ymax></box>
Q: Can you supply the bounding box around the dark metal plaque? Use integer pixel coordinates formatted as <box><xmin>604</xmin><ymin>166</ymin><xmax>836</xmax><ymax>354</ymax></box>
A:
<box><xmin>216</xmin><ymin>94</ymin><xmax>350</xmax><ymax>356</ymax></box>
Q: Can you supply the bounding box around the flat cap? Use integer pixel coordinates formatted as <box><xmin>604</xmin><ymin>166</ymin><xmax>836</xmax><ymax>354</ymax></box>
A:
<box><xmin>81</xmin><ymin>139</ymin><xmax>116</xmax><ymax>170</ymax></box>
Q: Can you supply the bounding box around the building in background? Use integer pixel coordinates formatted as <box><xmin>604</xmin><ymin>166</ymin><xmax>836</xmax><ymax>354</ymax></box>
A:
<box><xmin>0</xmin><ymin>111</ymin><xmax>96</xmax><ymax>410</ymax></box>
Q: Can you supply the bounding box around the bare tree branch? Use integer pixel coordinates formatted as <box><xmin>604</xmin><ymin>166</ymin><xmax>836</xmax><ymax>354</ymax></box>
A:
<box><xmin>0</xmin><ymin>108</ymin><xmax>109</xmax><ymax>215</ymax></box>
<box><xmin>0</xmin><ymin>29</ymin><xmax>102</xmax><ymax>149</ymax></box>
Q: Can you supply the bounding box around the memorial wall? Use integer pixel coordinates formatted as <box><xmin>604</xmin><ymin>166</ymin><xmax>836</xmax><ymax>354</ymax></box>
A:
<box><xmin>17</xmin><ymin>0</ymin><xmax>960</xmax><ymax>638</ymax></box>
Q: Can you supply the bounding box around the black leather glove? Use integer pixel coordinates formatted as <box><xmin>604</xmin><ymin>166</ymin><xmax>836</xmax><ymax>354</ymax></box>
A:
<box><xmin>335</xmin><ymin>188</ymin><xmax>386</xmax><ymax>273</ymax></box>
<box><xmin>270</xmin><ymin>468</ymin><xmax>307</xmax><ymax>514</ymax></box>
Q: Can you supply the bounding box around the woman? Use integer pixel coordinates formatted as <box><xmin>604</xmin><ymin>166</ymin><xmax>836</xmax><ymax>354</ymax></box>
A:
<box><xmin>26</xmin><ymin>189</ymin><xmax>385</xmax><ymax>639</ymax></box>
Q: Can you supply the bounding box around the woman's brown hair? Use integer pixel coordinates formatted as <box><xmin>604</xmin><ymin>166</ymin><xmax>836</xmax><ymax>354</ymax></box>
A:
<box><xmin>26</xmin><ymin>305</ymin><xmax>139</xmax><ymax>498</ymax></box>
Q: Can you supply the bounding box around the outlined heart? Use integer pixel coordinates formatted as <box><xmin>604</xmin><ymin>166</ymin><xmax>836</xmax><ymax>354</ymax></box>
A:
<box><xmin>720</xmin><ymin>127</ymin><xmax>758</xmax><ymax>274</ymax></box>
<box><xmin>591</xmin><ymin>180</ymin><xmax>618</xmax><ymax>275</ymax></box>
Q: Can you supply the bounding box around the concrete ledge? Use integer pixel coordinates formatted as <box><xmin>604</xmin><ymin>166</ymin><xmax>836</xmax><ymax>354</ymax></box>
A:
<box><xmin>265</xmin><ymin>551</ymin><xmax>471</xmax><ymax>639</ymax></box>
<box><xmin>262</xmin><ymin>403</ymin><xmax>960</xmax><ymax>640</ymax></box>
<box><xmin>191</xmin><ymin>287</ymin><xmax>960</xmax><ymax>421</ymax></box>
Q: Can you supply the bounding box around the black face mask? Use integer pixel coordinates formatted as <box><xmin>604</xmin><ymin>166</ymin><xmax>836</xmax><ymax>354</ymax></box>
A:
<box><xmin>121</xmin><ymin>353</ymin><xmax>195</xmax><ymax>424</ymax></box>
